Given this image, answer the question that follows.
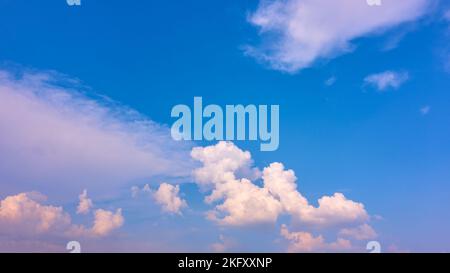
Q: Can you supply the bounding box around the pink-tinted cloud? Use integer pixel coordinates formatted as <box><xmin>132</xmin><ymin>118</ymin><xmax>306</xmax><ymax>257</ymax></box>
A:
<box><xmin>90</xmin><ymin>209</ymin><xmax>124</xmax><ymax>237</ymax></box>
<box><xmin>153</xmin><ymin>183</ymin><xmax>187</xmax><ymax>215</ymax></box>
<box><xmin>77</xmin><ymin>189</ymin><xmax>93</xmax><ymax>215</ymax></box>
<box><xmin>0</xmin><ymin>69</ymin><xmax>193</xmax><ymax>200</ymax></box>
<box><xmin>339</xmin><ymin>223</ymin><xmax>378</xmax><ymax>241</ymax></box>
<box><xmin>191</xmin><ymin>142</ymin><xmax>369</xmax><ymax>228</ymax></box>
<box><xmin>0</xmin><ymin>191</ymin><xmax>124</xmax><ymax>250</ymax></box>
<box><xmin>280</xmin><ymin>224</ymin><xmax>352</xmax><ymax>252</ymax></box>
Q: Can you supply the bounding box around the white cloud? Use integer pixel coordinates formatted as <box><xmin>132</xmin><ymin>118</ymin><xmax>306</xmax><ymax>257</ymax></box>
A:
<box><xmin>0</xmin><ymin>69</ymin><xmax>193</xmax><ymax>199</ymax></box>
<box><xmin>76</xmin><ymin>189</ymin><xmax>93</xmax><ymax>215</ymax></box>
<box><xmin>205</xmin><ymin>178</ymin><xmax>283</xmax><ymax>226</ymax></box>
<box><xmin>339</xmin><ymin>223</ymin><xmax>377</xmax><ymax>240</ymax></box>
<box><xmin>263</xmin><ymin>162</ymin><xmax>368</xmax><ymax>226</ymax></box>
<box><xmin>153</xmin><ymin>183</ymin><xmax>187</xmax><ymax>215</ymax></box>
<box><xmin>280</xmin><ymin>225</ymin><xmax>325</xmax><ymax>252</ymax></box>
<box><xmin>90</xmin><ymin>209</ymin><xmax>124</xmax><ymax>237</ymax></box>
<box><xmin>246</xmin><ymin>0</ymin><xmax>430</xmax><ymax>72</ymax></box>
<box><xmin>299</xmin><ymin>193</ymin><xmax>369</xmax><ymax>226</ymax></box>
<box><xmin>364</xmin><ymin>71</ymin><xmax>409</xmax><ymax>91</ymax></box>
<box><xmin>261</xmin><ymin>162</ymin><xmax>309</xmax><ymax>215</ymax></box>
<box><xmin>191</xmin><ymin>142</ymin><xmax>369</xmax><ymax>228</ymax></box>
<box><xmin>192</xmin><ymin>142</ymin><xmax>282</xmax><ymax>226</ymax></box>
<box><xmin>191</xmin><ymin>141</ymin><xmax>258</xmax><ymax>188</ymax></box>
<box><xmin>280</xmin><ymin>224</ymin><xmax>352</xmax><ymax>252</ymax></box>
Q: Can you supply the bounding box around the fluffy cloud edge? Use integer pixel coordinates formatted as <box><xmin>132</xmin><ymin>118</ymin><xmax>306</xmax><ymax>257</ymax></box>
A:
<box><xmin>190</xmin><ymin>141</ymin><xmax>375</xmax><ymax>252</ymax></box>
<box><xmin>0</xmin><ymin>191</ymin><xmax>124</xmax><ymax>242</ymax></box>
<box><xmin>131</xmin><ymin>183</ymin><xmax>188</xmax><ymax>215</ymax></box>
<box><xmin>77</xmin><ymin>189</ymin><xmax>93</xmax><ymax>215</ymax></box>
<box><xmin>191</xmin><ymin>142</ymin><xmax>370</xmax><ymax>228</ymax></box>
<box><xmin>246</xmin><ymin>0</ymin><xmax>431</xmax><ymax>72</ymax></box>
<box><xmin>153</xmin><ymin>183</ymin><xmax>188</xmax><ymax>215</ymax></box>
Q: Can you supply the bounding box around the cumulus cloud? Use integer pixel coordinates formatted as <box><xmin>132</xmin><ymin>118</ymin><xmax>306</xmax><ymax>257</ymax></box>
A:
<box><xmin>191</xmin><ymin>142</ymin><xmax>369</xmax><ymax>229</ymax></box>
<box><xmin>0</xmin><ymin>192</ymin><xmax>72</xmax><ymax>236</ymax></box>
<box><xmin>246</xmin><ymin>0</ymin><xmax>430</xmax><ymax>72</ymax></box>
<box><xmin>191</xmin><ymin>141</ymin><xmax>376</xmax><ymax>252</ymax></box>
<box><xmin>0</xmin><ymin>191</ymin><xmax>124</xmax><ymax>246</ymax></box>
<box><xmin>153</xmin><ymin>183</ymin><xmax>187</xmax><ymax>214</ymax></box>
<box><xmin>77</xmin><ymin>189</ymin><xmax>93</xmax><ymax>215</ymax></box>
<box><xmin>192</xmin><ymin>142</ymin><xmax>282</xmax><ymax>226</ymax></box>
<box><xmin>280</xmin><ymin>224</ymin><xmax>352</xmax><ymax>252</ymax></box>
<box><xmin>339</xmin><ymin>223</ymin><xmax>377</xmax><ymax>241</ymax></box>
<box><xmin>90</xmin><ymin>209</ymin><xmax>124</xmax><ymax>237</ymax></box>
<box><xmin>299</xmin><ymin>193</ymin><xmax>369</xmax><ymax>226</ymax></box>
<box><xmin>205</xmin><ymin>178</ymin><xmax>283</xmax><ymax>226</ymax></box>
<box><xmin>263</xmin><ymin>163</ymin><xmax>368</xmax><ymax>227</ymax></box>
<box><xmin>364</xmin><ymin>71</ymin><xmax>409</xmax><ymax>91</ymax></box>
<box><xmin>0</xmin><ymin>69</ymin><xmax>193</xmax><ymax>199</ymax></box>
<box><xmin>191</xmin><ymin>141</ymin><xmax>259</xmax><ymax>188</ymax></box>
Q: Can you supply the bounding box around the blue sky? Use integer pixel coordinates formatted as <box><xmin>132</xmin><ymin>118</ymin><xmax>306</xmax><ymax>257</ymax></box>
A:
<box><xmin>0</xmin><ymin>0</ymin><xmax>449</xmax><ymax>252</ymax></box>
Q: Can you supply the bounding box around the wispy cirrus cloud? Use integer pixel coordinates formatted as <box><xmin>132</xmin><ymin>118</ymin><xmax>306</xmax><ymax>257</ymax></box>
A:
<box><xmin>0</xmin><ymin>69</ymin><xmax>194</xmax><ymax>199</ymax></box>
<box><xmin>246</xmin><ymin>0</ymin><xmax>431</xmax><ymax>72</ymax></box>
<box><xmin>191</xmin><ymin>142</ymin><xmax>369</xmax><ymax>228</ymax></box>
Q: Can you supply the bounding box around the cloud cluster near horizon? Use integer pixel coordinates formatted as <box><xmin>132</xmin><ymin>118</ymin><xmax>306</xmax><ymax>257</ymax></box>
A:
<box><xmin>246</xmin><ymin>0</ymin><xmax>430</xmax><ymax>72</ymax></box>
<box><xmin>128</xmin><ymin>141</ymin><xmax>377</xmax><ymax>252</ymax></box>
<box><xmin>0</xmin><ymin>191</ymin><xmax>124</xmax><ymax>250</ymax></box>
<box><xmin>191</xmin><ymin>141</ymin><xmax>377</xmax><ymax>251</ymax></box>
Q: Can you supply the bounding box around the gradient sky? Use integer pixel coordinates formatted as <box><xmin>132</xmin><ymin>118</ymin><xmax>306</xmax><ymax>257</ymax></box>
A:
<box><xmin>0</xmin><ymin>0</ymin><xmax>449</xmax><ymax>252</ymax></box>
